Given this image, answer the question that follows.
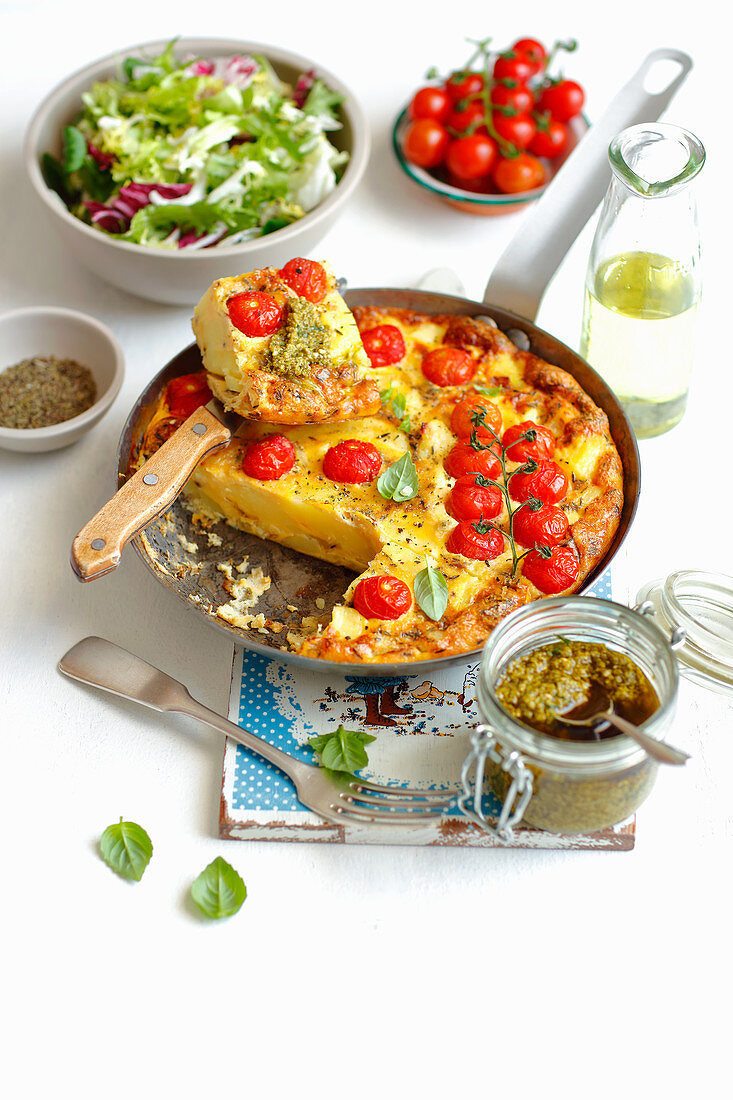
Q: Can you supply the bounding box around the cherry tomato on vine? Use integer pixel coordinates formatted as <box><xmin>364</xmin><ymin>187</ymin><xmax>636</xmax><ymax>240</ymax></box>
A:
<box><xmin>444</xmin><ymin>439</ymin><xmax>502</xmax><ymax>480</ymax></box>
<box><xmin>528</xmin><ymin>117</ymin><xmax>569</xmax><ymax>159</ymax></box>
<box><xmin>445</xmin><ymin>476</ymin><xmax>503</xmax><ymax>522</ymax></box>
<box><xmin>503</xmin><ymin>420</ymin><xmax>556</xmax><ymax>462</ymax></box>
<box><xmin>278</xmin><ymin>258</ymin><xmax>329</xmax><ymax>303</ymax></box>
<box><xmin>403</xmin><ymin>118</ymin><xmax>450</xmax><ymax>168</ymax></box>
<box><xmin>537</xmin><ymin>80</ymin><xmax>585</xmax><ymax>122</ymax></box>
<box><xmin>493</xmin><ymin>52</ymin><xmax>534</xmax><ymax>84</ymax></box>
<box><xmin>241</xmin><ymin>434</ymin><xmax>296</xmax><ymax>480</ymax></box>
<box><xmin>446</xmin><ymin>134</ymin><xmax>497</xmax><ymax>181</ymax></box>
<box><xmin>492</xmin><ymin>153</ymin><xmax>546</xmax><ymax>194</ymax></box>
<box><xmin>408</xmin><ymin>86</ymin><xmax>452</xmax><ymax>123</ymax></box>
<box><xmin>450</xmin><ymin>393</ymin><xmax>502</xmax><ymax>439</ymax></box>
<box><xmin>445</xmin><ymin>71</ymin><xmax>484</xmax><ymax>104</ymax></box>
<box><xmin>228</xmin><ymin>291</ymin><xmax>285</xmax><ymax>337</ymax></box>
<box><xmin>166</xmin><ymin>372</ymin><xmax>212</xmax><ymax>419</ymax></box>
<box><xmin>492</xmin><ymin>112</ymin><xmax>536</xmax><ymax>150</ymax></box>
<box><xmin>490</xmin><ymin>82</ymin><xmax>535</xmax><ymax>115</ymax></box>
<box><xmin>446</xmin><ymin>101</ymin><xmax>487</xmax><ymax>134</ymax></box>
<box><xmin>508</xmin><ymin>459</ymin><xmax>568</xmax><ymax>504</ymax></box>
<box><xmin>512</xmin><ymin>502</ymin><xmax>569</xmax><ymax>548</ymax></box>
<box><xmin>353</xmin><ymin>575</ymin><xmax>412</xmax><ymax>620</ymax></box>
<box><xmin>323</xmin><ymin>440</ymin><xmax>382</xmax><ymax>484</ymax></box>
<box><xmin>422</xmin><ymin>347</ymin><xmax>477</xmax><ymax>386</ymax></box>
<box><xmin>511</xmin><ymin>38</ymin><xmax>547</xmax><ymax>75</ymax></box>
<box><xmin>360</xmin><ymin>324</ymin><xmax>406</xmax><ymax>367</ymax></box>
<box><xmin>446</xmin><ymin>521</ymin><xmax>505</xmax><ymax>561</ymax></box>
<box><xmin>521</xmin><ymin>545</ymin><xmax>580</xmax><ymax>593</ymax></box>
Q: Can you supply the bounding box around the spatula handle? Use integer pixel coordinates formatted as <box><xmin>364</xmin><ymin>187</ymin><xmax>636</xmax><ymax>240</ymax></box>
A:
<box><xmin>70</xmin><ymin>407</ymin><xmax>231</xmax><ymax>582</ymax></box>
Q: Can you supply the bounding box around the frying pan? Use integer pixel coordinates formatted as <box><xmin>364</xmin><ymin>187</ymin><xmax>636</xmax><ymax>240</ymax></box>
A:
<box><xmin>109</xmin><ymin>49</ymin><xmax>691</xmax><ymax>678</ymax></box>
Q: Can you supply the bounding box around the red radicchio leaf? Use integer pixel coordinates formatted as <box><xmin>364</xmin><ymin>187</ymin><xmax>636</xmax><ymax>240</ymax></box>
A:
<box><xmin>191</xmin><ymin>60</ymin><xmax>215</xmax><ymax>75</ymax></box>
<box><xmin>87</xmin><ymin>142</ymin><xmax>115</xmax><ymax>170</ymax></box>
<box><xmin>293</xmin><ymin>69</ymin><xmax>316</xmax><ymax>108</ymax></box>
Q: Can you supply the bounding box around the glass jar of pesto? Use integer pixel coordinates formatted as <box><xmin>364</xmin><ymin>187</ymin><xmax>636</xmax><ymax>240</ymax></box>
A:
<box><xmin>460</xmin><ymin>597</ymin><xmax>681</xmax><ymax>838</ymax></box>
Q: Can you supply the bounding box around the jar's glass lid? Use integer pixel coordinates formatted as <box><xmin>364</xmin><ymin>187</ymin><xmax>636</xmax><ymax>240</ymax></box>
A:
<box><xmin>636</xmin><ymin>570</ymin><xmax>733</xmax><ymax>697</ymax></box>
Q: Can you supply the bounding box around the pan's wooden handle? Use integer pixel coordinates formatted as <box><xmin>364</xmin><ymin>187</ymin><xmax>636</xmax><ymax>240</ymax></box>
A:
<box><xmin>70</xmin><ymin>407</ymin><xmax>231</xmax><ymax>582</ymax></box>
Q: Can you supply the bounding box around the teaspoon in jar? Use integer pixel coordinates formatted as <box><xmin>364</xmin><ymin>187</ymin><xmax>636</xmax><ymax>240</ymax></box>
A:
<box><xmin>557</xmin><ymin>685</ymin><xmax>690</xmax><ymax>766</ymax></box>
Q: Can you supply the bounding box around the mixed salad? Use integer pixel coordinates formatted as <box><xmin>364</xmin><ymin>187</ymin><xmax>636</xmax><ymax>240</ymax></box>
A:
<box><xmin>42</xmin><ymin>40</ymin><xmax>349</xmax><ymax>250</ymax></box>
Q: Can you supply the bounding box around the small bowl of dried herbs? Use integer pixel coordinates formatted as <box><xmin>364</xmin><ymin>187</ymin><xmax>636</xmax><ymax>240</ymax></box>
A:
<box><xmin>0</xmin><ymin>306</ymin><xmax>124</xmax><ymax>452</ymax></box>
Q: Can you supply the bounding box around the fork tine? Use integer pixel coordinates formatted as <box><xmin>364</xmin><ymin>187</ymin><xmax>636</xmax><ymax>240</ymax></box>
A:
<box><xmin>332</xmin><ymin>803</ymin><xmax>448</xmax><ymax>824</ymax></box>
<box><xmin>342</xmin><ymin>789</ymin><xmax>455</xmax><ymax>811</ymax></box>
<box><xmin>350</xmin><ymin>779</ymin><xmax>458</xmax><ymax>799</ymax></box>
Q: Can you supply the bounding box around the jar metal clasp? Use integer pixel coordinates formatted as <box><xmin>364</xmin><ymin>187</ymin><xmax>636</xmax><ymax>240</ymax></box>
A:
<box><xmin>458</xmin><ymin>724</ymin><xmax>533</xmax><ymax>842</ymax></box>
<box><xmin>634</xmin><ymin>599</ymin><xmax>687</xmax><ymax>649</ymax></box>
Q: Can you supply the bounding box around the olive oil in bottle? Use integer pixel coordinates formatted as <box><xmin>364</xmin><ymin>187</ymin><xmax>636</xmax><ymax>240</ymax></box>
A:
<box><xmin>580</xmin><ymin>124</ymin><xmax>704</xmax><ymax>439</ymax></box>
<box><xmin>580</xmin><ymin>251</ymin><xmax>698</xmax><ymax>438</ymax></box>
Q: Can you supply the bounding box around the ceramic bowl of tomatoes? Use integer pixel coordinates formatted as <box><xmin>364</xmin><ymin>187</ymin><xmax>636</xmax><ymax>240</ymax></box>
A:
<box><xmin>393</xmin><ymin>35</ymin><xmax>588</xmax><ymax>216</ymax></box>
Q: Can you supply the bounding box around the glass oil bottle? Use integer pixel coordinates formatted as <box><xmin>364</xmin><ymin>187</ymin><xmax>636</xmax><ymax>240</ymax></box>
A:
<box><xmin>580</xmin><ymin>123</ymin><xmax>705</xmax><ymax>438</ymax></box>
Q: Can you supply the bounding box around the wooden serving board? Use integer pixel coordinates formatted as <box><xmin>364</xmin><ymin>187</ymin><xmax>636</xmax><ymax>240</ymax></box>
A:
<box><xmin>219</xmin><ymin>571</ymin><xmax>636</xmax><ymax>850</ymax></box>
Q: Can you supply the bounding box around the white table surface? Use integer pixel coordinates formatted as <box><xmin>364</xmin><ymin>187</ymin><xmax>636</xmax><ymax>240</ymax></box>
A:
<box><xmin>1</xmin><ymin>1</ymin><xmax>730</xmax><ymax>1096</ymax></box>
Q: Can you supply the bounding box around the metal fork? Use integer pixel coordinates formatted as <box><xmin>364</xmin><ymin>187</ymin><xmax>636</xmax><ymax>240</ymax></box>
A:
<box><xmin>58</xmin><ymin>637</ymin><xmax>456</xmax><ymax>827</ymax></box>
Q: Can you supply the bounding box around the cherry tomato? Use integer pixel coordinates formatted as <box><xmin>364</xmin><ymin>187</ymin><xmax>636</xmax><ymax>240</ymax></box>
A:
<box><xmin>241</xmin><ymin>434</ymin><xmax>296</xmax><ymax>480</ymax></box>
<box><xmin>422</xmin><ymin>347</ymin><xmax>476</xmax><ymax>386</ymax></box>
<box><xmin>278</xmin><ymin>258</ymin><xmax>329</xmax><ymax>303</ymax></box>
<box><xmin>445</xmin><ymin>71</ymin><xmax>484</xmax><ymax>104</ymax></box>
<box><xmin>492</xmin><ymin>153</ymin><xmax>546</xmax><ymax>194</ymax></box>
<box><xmin>353</xmin><ymin>575</ymin><xmax>412</xmax><ymax>620</ymax></box>
<box><xmin>323</xmin><ymin>440</ymin><xmax>382</xmax><ymax>484</ymax></box>
<box><xmin>508</xmin><ymin>459</ymin><xmax>568</xmax><ymax>504</ymax></box>
<box><xmin>492</xmin><ymin>112</ymin><xmax>536</xmax><ymax>150</ymax></box>
<box><xmin>446</xmin><ymin>101</ymin><xmax>486</xmax><ymax>134</ymax></box>
<box><xmin>408</xmin><ymin>86</ymin><xmax>452</xmax><ymax>123</ymax></box>
<box><xmin>503</xmin><ymin>420</ymin><xmax>556</xmax><ymax>462</ymax></box>
<box><xmin>403</xmin><ymin>118</ymin><xmax>450</xmax><ymax>168</ymax></box>
<box><xmin>528</xmin><ymin>117</ymin><xmax>569</xmax><ymax>159</ymax></box>
<box><xmin>446</xmin><ymin>134</ymin><xmax>497</xmax><ymax>181</ymax></box>
<box><xmin>537</xmin><ymin>80</ymin><xmax>585</xmax><ymax>122</ymax></box>
<box><xmin>450</xmin><ymin>393</ymin><xmax>502</xmax><ymax>439</ymax></box>
<box><xmin>165</xmin><ymin>372</ymin><xmax>212</xmax><ymax>419</ymax></box>
<box><xmin>490</xmin><ymin>82</ymin><xmax>534</xmax><ymax>115</ymax></box>
<box><xmin>360</xmin><ymin>324</ymin><xmax>406</xmax><ymax>367</ymax></box>
<box><xmin>446</xmin><ymin>476</ymin><xmax>503</xmax><ymax>522</ymax></box>
<box><xmin>444</xmin><ymin>439</ymin><xmax>502</xmax><ymax>480</ymax></box>
<box><xmin>446</xmin><ymin>521</ymin><xmax>505</xmax><ymax>561</ymax></box>
<box><xmin>512</xmin><ymin>502</ymin><xmax>569</xmax><ymax>548</ymax></box>
<box><xmin>511</xmin><ymin>38</ymin><xmax>547</xmax><ymax>75</ymax></box>
<box><xmin>493</xmin><ymin>53</ymin><xmax>534</xmax><ymax>84</ymax></box>
<box><xmin>228</xmin><ymin>291</ymin><xmax>285</xmax><ymax>337</ymax></box>
<box><xmin>522</xmin><ymin>545</ymin><xmax>580</xmax><ymax>593</ymax></box>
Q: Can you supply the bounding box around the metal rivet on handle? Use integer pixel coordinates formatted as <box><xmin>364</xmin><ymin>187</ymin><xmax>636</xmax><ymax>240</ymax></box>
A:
<box><xmin>506</xmin><ymin>328</ymin><xmax>530</xmax><ymax>350</ymax></box>
<box><xmin>91</xmin><ymin>538</ymin><xmax>105</xmax><ymax>550</ymax></box>
<box><xmin>476</xmin><ymin>315</ymin><xmax>498</xmax><ymax>328</ymax></box>
<box><xmin>192</xmin><ymin>423</ymin><xmax>207</xmax><ymax>436</ymax></box>
<box><xmin>143</xmin><ymin>473</ymin><xmax>159</xmax><ymax>486</ymax></box>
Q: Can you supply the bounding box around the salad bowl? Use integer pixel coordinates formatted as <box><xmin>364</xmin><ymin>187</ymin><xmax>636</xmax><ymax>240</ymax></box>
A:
<box><xmin>24</xmin><ymin>38</ymin><xmax>369</xmax><ymax>306</ymax></box>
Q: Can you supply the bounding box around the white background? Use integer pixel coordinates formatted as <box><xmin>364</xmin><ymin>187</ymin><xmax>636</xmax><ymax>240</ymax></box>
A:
<box><xmin>1</xmin><ymin>1</ymin><xmax>731</xmax><ymax>1097</ymax></box>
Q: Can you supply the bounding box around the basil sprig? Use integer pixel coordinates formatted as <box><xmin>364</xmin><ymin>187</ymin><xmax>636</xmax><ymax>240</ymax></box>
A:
<box><xmin>308</xmin><ymin>725</ymin><xmax>377</xmax><ymax>776</ymax></box>
<box><xmin>190</xmin><ymin>857</ymin><xmax>247</xmax><ymax>919</ymax></box>
<box><xmin>99</xmin><ymin>818</ymin><xmax>153</xmax><ymax>882</ymax></box>
<box><xmin>414</xmin><ymin>558</ymin><xmax>449</xmax><ymax>621</ymax></box>
<box><xmin>377</xmin><ymin>452</ymin><xmax>419</xmax><ymax>502</ymax></box>
<box><xmin>379</xmin><ymin>383</ymin><xmax>411</xmax><ymax>432</ymax></box>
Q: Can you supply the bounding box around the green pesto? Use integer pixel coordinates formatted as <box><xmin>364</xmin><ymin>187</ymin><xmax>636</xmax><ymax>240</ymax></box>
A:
<box><xmin>265</xmin><ymin>298</ymin><xmax>332</xmax><ymax>378</ymax></box>
<box><xmin>495</xmin><ymin>640</ymin><xmax>659</xmax><ymax>741</ymax></box>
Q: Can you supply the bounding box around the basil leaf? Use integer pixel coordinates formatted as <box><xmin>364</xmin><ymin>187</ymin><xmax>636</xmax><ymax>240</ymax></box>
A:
<box><xmin>308</xmin><ymin>725</ymin><xmax>377</xmax><ymax>775</ymax></box>
<box><xmin>190</xmin><ymin>857</ymin><xmax>247</xmax><ymax>919</ymax></box>
<box><xmin>62</xmin><ymin>125</ymin><xmax>87</xmax><ymax>174</ymax></box>
<box><xmin>414</xmin><ymin>562</ymin><xmax>449</xmax><ymax>622</ymax></box>
<box><xmin>377</xmin><ymin>452</ymin><xmax>419</xmax><ymax>502</ymax></box>
<box><xmin>474</xmin><ymin>385</ymin><xmax>503</xmax><ymax>397</ymax></box>
<box><xmin>99</xmin><ymin>818</ymin><xmax>153</xmax><ymax>881</ymax></box>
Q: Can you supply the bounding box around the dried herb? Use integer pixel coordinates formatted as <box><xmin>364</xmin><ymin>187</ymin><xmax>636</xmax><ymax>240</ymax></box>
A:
<box><xmin>0</xmin><ymin>356</ymin><xmax>96</xmax><ymax>429</ymax></box>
